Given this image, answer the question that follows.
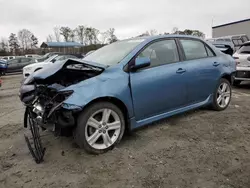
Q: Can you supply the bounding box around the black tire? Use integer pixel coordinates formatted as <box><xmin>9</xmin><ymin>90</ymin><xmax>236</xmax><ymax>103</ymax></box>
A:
<box><xmin>211</xmin><ymin>78</ymin><xmax>232</xmax><ymax>111</ymax></box>
<box><xmin>74</xmin><ymin>102</ymin><xmax>125</xmax><ymax>154</ymax></box>
<box><xmin>233</xmin><ymin>80</ymin><xmax>241</xmax><ymax>87</ymax></box>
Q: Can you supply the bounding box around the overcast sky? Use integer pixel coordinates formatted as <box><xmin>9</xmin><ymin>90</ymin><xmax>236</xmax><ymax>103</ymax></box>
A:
<box><xmin>0</xmin><ymin>0</ymin><xmax>249</xmax><ymax>43</ymax></box>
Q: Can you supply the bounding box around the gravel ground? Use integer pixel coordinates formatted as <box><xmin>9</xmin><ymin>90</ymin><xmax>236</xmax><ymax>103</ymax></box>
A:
<box><xmin>1</xmin><ymin>74</ymin><xmax>250</xmax><ymax>188</ymax></box>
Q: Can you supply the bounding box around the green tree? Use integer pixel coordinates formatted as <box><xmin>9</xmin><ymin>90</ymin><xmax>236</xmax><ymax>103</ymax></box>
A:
<box><xmin>31</xmin><ymin>34</ymin><xmax>38</xmax><ymax>48</ymax></box>
<box><xmin>171</xmin><ymin>27</ymin><xmax>205</xmax><ymax>38</ymax></box>
<box><xmin>84</xmin><ymin>27</ymin><xmax>99</xmax><ymax>45</ymax></box>
<box><xmin>8</xmin><ymin>33</ymin><xmax>19</xmax><ymax>55</ymax></box>
<box><xmin>60</xmin><ymin>27</ymin><xmax>71</xmax><ymax>42</ymax></box>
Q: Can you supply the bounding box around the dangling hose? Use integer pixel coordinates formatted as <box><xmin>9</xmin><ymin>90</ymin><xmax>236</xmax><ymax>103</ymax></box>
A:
<box><xmin>24</xmin><ymin>107</ymin><xmax>46</xmax><ymax>163</ymax></box>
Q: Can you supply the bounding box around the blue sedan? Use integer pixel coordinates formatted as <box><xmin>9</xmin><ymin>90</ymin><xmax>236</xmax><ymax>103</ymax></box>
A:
<box><xmin>0</xmin><ymin>59</ymin><xmax>7</xmax><ymax>75</ymax></box>
<box><xmin>20</xmin><ymin>35</ymin><xmax>236</xmax><ymax>155</ymax></box>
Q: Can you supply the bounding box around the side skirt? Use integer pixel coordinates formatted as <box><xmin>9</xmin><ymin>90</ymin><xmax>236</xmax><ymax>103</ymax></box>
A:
<box><xmin>129</xmin><ymin>94</ymin><xmax>213</xmax><ymax>130</ymax></box>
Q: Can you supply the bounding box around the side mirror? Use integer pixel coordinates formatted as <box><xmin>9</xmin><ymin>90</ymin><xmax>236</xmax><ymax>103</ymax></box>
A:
<box><xmin>130</xmin><ymin>57</ymin><xmax>150</xmax><ymax>71</ymax></box>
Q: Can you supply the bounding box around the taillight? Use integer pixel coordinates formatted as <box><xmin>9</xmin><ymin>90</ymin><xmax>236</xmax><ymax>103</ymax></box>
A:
<box><xmin>233</xmin><ymin>56</ymin><xmax>240</xmax><ymax>68</ymax></box>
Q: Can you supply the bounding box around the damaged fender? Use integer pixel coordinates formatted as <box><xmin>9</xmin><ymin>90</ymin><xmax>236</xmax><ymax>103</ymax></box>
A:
<box><xmin>61</xmin><ymin>67</ymin><xmax>134</xmax><ymax>118</ymax></box>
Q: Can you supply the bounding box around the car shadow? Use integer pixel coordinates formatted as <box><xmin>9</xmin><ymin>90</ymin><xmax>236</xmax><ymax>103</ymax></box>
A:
<box><xmin>119</xmin><ymin>107</ymin><xmax>208</xmax><ymax>146</ymax></box>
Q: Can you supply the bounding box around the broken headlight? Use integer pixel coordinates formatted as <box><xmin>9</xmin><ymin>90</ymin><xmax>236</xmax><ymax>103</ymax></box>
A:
<box><xmin>54</xmin><ymin>90</ymin><xmax>74</xmax><ymax>103</ymax></box>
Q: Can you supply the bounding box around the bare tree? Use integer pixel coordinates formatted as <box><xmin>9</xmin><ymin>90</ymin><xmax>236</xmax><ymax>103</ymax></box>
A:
<box><xmin>53</xmin><ymin>26</ymin><xmax>61</xmax><ymax>42</ymax></box>
<box><xmin>172</xmin><ymin>27</ymin><xmax>179</xmax><ymax>34</ymax></box>
<box><xmin>69</xmin><ymin>29</ymin><xmax>76</xmax><ymax>42</ymax></box>
<box><xmin>100</xmin><ymin>31</ymin><xmax>109</xmax><ymax>44</ymax></box>
<box><xmin>147</xmin><ymin>29</ymin><xmax>158</xmax><ymax>36</ymax></box>
<box><xmin>75</xmin><ymin>25</ymin><xmax>85</xmax><ymax>44</ymax></box>
<box><xmin>18</xmin><ymin>29</ymin><xmax>33</xmax><ymax>50</ymax></box>
<box><xmin>106</xmin><ymin>28</ymin><xmax>118</xmax><ymax>43</ymax></box>
<box><xmin>46</xmin><ymin>35</ymin><xmax>53</xmax><ymax>42</ymax></box>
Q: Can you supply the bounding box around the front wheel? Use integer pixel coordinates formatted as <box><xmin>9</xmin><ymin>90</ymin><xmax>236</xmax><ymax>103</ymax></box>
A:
<box><xmin>74</xmin><ymin>102</ymin><xmax>125</xmax><ymax>154</ymax></box>
<box><xmin>211</xmin><ymin>78</ymin><xmax>232</xmax><ymax>111</ymax></box>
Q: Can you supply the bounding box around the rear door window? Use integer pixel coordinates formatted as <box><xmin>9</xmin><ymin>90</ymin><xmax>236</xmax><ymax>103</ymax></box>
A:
<box><xmin>180</xmin><ymin>39</ymin><xmax>208</xmax><ymax>60</ymax></box>
<box><xmin>8</xmin><ymin>59</ymin><xmax>19</xmax><ymax>64</ymax></box>
<box><xmin>205</xmin><ymin>46</ymin><xmax>215</xmax><ymax>57</ymax></box>
<box><xmin>21</xmin><ymin>58</ymin><xmax>31</xmax><ymax>63</ymax></box>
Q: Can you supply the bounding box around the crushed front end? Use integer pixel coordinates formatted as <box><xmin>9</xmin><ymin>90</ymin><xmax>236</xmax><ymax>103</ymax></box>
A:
<box><xmin>19</xmin><ymin>59</ymin><xmax>105</xmax><ymax>163</ymax></box>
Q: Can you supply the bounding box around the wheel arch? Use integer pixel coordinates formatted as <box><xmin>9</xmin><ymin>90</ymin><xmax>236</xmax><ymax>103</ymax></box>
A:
<box><xmin>221</xmin><ymin>73</ymin><xmax>232</xmax><ymax>84</ymax></box>
<box><xmin>81</xmin><ymin>96</ymin><xmax>131</xmax><ymax>131</ymax></box>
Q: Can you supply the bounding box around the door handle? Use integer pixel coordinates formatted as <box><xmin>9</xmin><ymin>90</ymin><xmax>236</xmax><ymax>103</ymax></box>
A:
<box><xmin>176</xmin><ymin>68</ymin><xmax>186</xmax><ymax>74</ymax></box>
<box><xmin>213</xmin><ymin>62</ymin><xmax>220</xmax><ymax>67</ymax></box>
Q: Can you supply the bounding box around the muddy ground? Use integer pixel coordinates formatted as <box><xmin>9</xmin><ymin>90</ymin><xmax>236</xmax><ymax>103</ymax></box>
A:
<box><xmin>1</xmin><ymin>74</ymin><xmax>250</xmax><ymax>188</ymax></box>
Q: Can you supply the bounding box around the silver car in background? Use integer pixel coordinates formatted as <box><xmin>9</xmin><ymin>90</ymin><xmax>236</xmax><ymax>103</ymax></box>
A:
<box><xmin>232</xmin><ymin>41</ymin><xmax>250</xmax><ymax>86</ymax></box>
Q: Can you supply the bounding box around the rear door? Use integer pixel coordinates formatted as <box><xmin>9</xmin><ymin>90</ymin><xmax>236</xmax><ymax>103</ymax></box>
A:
<box><xmin>20</xmin><ymin>58</ymin><xmax>33</xmax><ymax>68</ymax></box>
<box><xmin>130</xmin><ymin>39</ymin><xmax>188</xmax><ymax>121</ymax></box>
<box><xmin>178</xmin><ymin>38</ymin><xmax>221</xmax><ymax>104</ymax></box>
<box><xmin>7</xmin><ymin>59</ymin><xmax>21</xmax><ymax>72</ymax></box>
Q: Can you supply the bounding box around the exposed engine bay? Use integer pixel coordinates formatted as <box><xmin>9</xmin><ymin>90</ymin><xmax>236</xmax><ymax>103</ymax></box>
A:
<box><xmin>19</xmin><ymin>59</ymin><xmax>105</xmax><ymax>163</ymax></box>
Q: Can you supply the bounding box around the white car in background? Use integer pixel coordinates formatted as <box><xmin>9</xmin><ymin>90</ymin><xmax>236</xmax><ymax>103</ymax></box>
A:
<box><xmin>232</xmin><ymin>41</ymin><xmax>250</xmax><ymax>86</ymax></box>
<box><xmin>23</xmin><ymin>54</ymin><xmax>78</xmax><ymax>78</ymax></box>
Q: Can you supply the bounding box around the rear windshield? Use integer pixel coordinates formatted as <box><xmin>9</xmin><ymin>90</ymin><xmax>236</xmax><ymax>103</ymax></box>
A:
<box><xmin>238</xmin><ymin>44</ymin><xmax>250</xmax><ymax>54</ymax></box>
<box><xmin>242</xmin><ymin>36</ymin><xmax>249</xmax><ymax>42</ymax></box>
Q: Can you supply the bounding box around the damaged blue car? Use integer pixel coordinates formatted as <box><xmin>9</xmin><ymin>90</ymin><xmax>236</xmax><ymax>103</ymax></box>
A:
<box><xmin>19</xmin><ymin>35</ymin><xmax>236</xmax><ymax>161</ymax></box>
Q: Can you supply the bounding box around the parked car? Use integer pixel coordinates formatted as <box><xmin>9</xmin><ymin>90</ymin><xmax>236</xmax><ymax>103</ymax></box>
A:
<box><xmin>206</xmin><ymin>35</ymin><xmax>249</xmax><ymax>52</ymax></box>
<box><xmin>25</xmin><ymin>54</ymin><xmax>41</xmax><ymax>58</ymax></box>
<box><xmin>20</xmin><ymin>35</ymin><xmax>235</xmax><ymax>157</ymax></box>
<box><xmin>36</xmin><ymin>52</ymin><xmax>63</xmax><ymax>62</ymax></box>
<box><xmin>211</xmin><ymin>41</ymin><xmax>234</xmax><ymax>56</ymax></box>
<box><xmin>6</xmin><ymin>57</ymin><xmax>37</xmax><ymax>73</ymax></box>
<box><xmin>232</xmin><ymin>41</ymin><xmax>250</xmax><ymax>86</ymax></box>
<box><xmin>0</xmin><ymin>59</ymin><xmax>7</xmax><ymax>75</ymax></box>
<box><xmin>23</xmin><ymin>54</ymin><xmax>79</xmax><ymax>78</ymax></box>
<box><xmin>2</xmin><ymin>56</ymin><xmax>15</xmax><ymax>61</ymax></box>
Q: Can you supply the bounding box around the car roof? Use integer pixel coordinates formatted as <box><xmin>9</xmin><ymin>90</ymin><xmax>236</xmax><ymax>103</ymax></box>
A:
<box><xmin>131</xmin><ymin>35</ymin><xmax>202</xmax><ymax>43</ymax></box>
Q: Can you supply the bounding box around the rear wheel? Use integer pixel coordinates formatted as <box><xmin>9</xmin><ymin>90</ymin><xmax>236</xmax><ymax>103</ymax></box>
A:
<box><xmin>211</xmin><ymin>78</ymin><xmax>232</xmax><ymax>111</ymax></box>
<box><xmin>74</xmin><ymin>102</ymin><xmax>125</xmax><ymax>154</ymax></box>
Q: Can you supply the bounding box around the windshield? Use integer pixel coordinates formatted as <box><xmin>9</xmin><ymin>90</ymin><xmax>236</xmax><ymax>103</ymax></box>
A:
<box><xmin>83</xmin><ymin>39</ymin><xmax>145</xmax><ymax>66</ymax></box>
<box><xmin>238</xmin><ymin>44</ymin><xmax>250</xmax><ymax>54</ymax></box>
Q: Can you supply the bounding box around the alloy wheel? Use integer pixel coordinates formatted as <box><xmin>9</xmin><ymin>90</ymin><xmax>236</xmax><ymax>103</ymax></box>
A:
<box><xmin>217</xmin><ymin>82</ymin><xmax>231</xmax><ymax>108</ymax></box>
<box><xmin>85</xmin><ymin>108</ymin><xmax>121</xmax><ymax>150</ymax></box>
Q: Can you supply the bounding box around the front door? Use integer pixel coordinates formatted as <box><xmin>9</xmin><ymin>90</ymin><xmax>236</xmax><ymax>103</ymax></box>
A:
<box><xmin>130</xmin><ymin>39</ymin><xmax>188</xmax><ymax>121</ymax></box>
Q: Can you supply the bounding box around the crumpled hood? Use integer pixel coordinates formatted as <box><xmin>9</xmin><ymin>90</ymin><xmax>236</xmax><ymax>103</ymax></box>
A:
<box><xmin>32</xmin><ymin>58</ymin><xmax>107</xmax><ymax>80</ymax></box>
